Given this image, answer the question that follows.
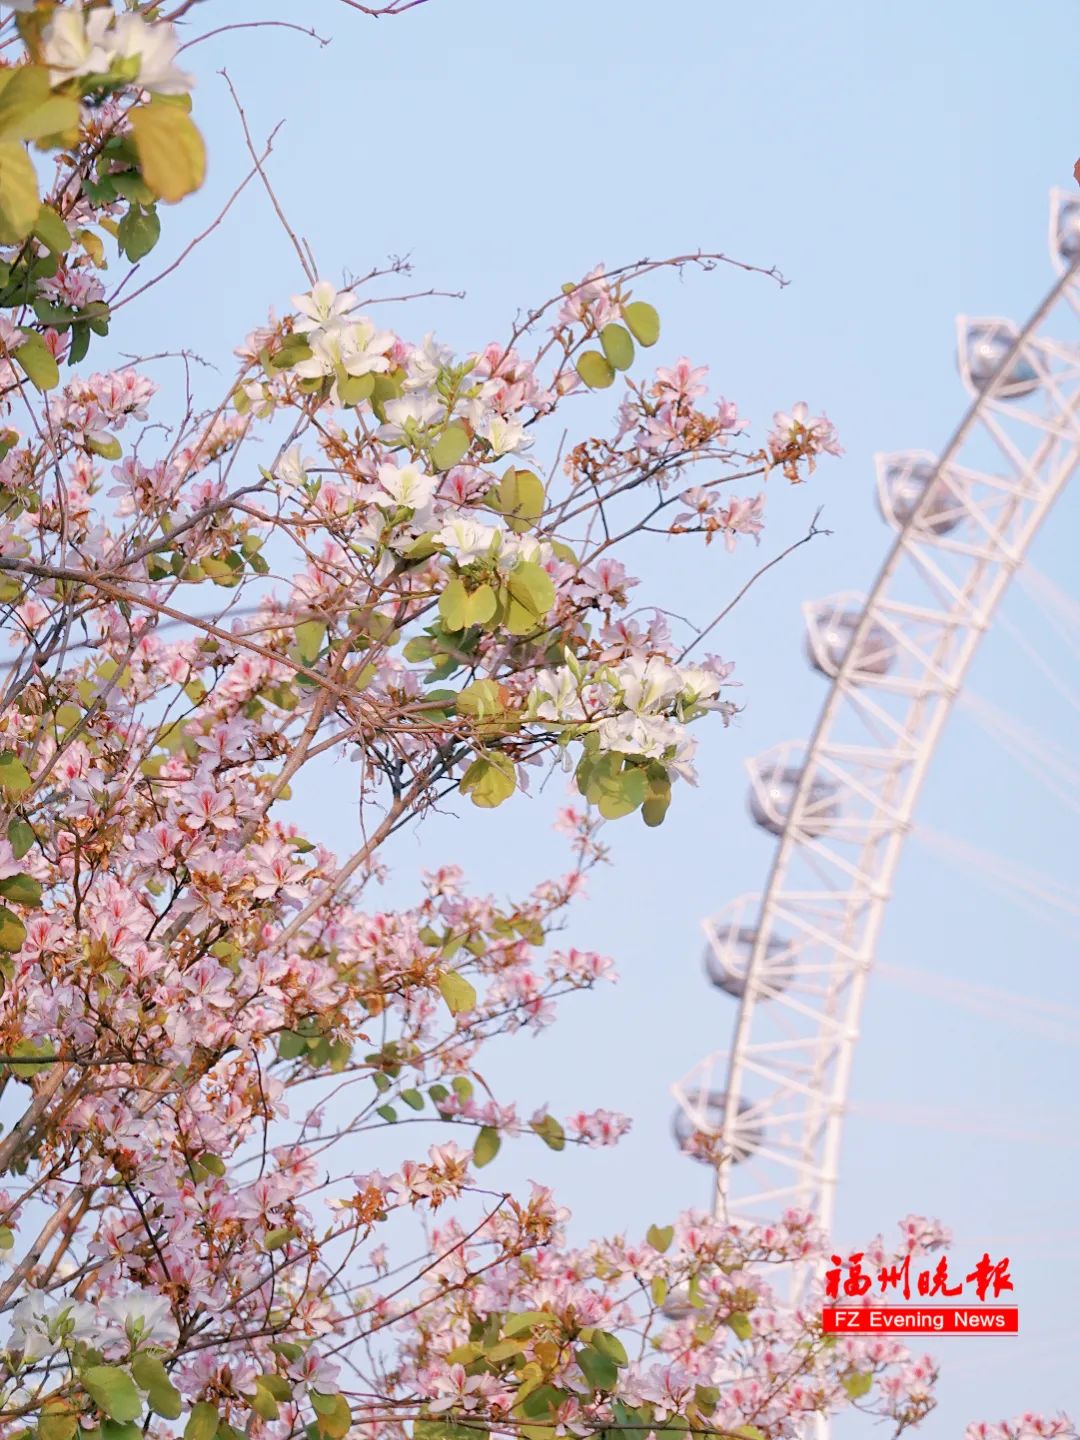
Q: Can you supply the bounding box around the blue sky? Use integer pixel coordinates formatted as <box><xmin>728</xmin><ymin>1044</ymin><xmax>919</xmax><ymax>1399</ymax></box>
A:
<box><xmin>122</xmin><ymin>1</ymin><xmax>1080</xmax><ymax>1431</ymax></box>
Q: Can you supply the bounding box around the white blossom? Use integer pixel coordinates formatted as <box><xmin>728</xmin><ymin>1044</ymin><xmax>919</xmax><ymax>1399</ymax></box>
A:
<box><xmin>435</xmin><ymin>518</ymin><xmax>500</xmax><ymax>565</ymax></box>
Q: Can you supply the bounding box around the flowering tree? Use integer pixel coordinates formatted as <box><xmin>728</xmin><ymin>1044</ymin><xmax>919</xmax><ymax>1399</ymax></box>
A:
<box><xmin>0</xmin><ymin>7</ymin><xmax>1070</xmax><ymax>1440</ymax></box>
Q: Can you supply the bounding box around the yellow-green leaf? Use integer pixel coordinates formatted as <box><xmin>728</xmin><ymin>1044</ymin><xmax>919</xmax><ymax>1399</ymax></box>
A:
<box><xmin>184</xmin><ymin>1402</ymin><xmax>220</xmax><ymax>1440</ymax></box>
<box><xmin>430</xmin><ymin>423</ymin><xmax>470</xmax><ymax>472</ymax></box>
<box><xmin>622</xmin><ymin>301</ymin><xmax>661</xmax><ymax>347</ymax></box>
<box><xmin>0</xmin><ymin>906</ymin><xmax>25</xmax><ymax>953</ymax></box>
<box><xmin>81</xmin><ymin>1366</ymin><xmax>143</xmax><ymax>1423</ymax></box>
<box><xmin>294</xmin><ymin>619</ymin><xmax>326</xmax><ymax>664</ymax></box>
<box><xmin>0</xmin><ymin>140</ymin><xmax>39</xmax><ymax>244</ymax></box>
<box><xmin>503</xmin><ymin>561</ymin><xmax>555</xmax><ymax>636</ymax></box>
<box><xmin>13</xmin><ymin>333</ymin><xmax>59</xmax><ymax>392</ymax></box>
<box><xmin>129</xmin><ymin>101</ymin><xmax>206</xmax><ymax>203</ymax></box>
<box><xmin>494</xmin><ymin>467</ymin><xmax>545</xmax><ymax>533</ymax></box>
<box><xmin>34</xmin><ymin>203</ymin><xmax>71</xmax><ymax>255</ymax></box>
<box><xmin>131</xmin><ymin>1354</ymin><xmax>181</xmax><ymax>1420</ymax></box>
<box><xmin>7</xmin><ymin>819</ymin><xmax>33</xmax><ymax>860</ymax></box>
<box><xmin>459</xmin><ymin>751</ymin><xmax>516</xmax><ymax>808</ymax></box>
<box><xmin>842</xmin><ymin>1372</ymin><xmax>873</xmax><ymax>1400</ymax></box>
<box><xmin>438</xmin><ymin>970</ymin><xmax>477</xmax><ymax>1015</ymax></box>
<box><xmin>0</xmin><ymin>66</ymin><xmax>47</xmax><ymax>138</ymax></box>
<box><xmin>249</xmin><ymin>1379</ymin><xmax>280</xmax><ymax>1421</ymax></box>
<box><xmin>600</xmin><ymin>323</ymin><xmax>635</xmax><ymax>372</ymax></box>
<box><xmin>311</xmin><ymin>1391</ymin><xmax>351</xmax><ymax>1440</ymax></box>
<box><xmin>337</xmin><ymin>370</ymin><xmax>375</xmax><ymax>406</ymax></box>
<box><xmin>0</xmin><ymin>751</ymin><xmax>32</xmax><ymax>797</ymax></box>
<box><xmin>0</xmin><ymin>873</ymin><xmax>41</xmax><ymax>907</ymax></box>
<box><xmin>38</xmin><ymin>1399</ymin><xmax>79</xmax><ymax>1440</ymax></box>
<box><xmin>575</xmin><ymin>350</ymin><xmax>615</xmax><ymax>390</ymax></box>
<box><xmin>456</xmin><ymin>678</ymin><xmax>503</xmax><ymax>720</ymax></box>
<box><xmin>439</xmin><ymin>576</ymin><xmax>495</xmax><ymax>632</ymax></box>
<box><xmin>473</xmin><ymin>1125</ymin><xmax>501</xmax><ymax>1167</ymax></box>
<box><xmin>646</xmin><ymin>1223</ymin><xmax>674</xmax><ymax>1253</ymax></box>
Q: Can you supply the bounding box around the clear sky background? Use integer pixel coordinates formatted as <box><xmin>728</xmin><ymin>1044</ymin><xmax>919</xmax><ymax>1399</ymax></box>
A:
<box><xmin>116</xmin><ymin>2</ymin><xmax>1080</xmax><ymax>1432</ymax></box>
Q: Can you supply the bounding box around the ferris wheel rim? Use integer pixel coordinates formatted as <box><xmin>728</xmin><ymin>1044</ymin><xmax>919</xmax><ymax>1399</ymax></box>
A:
<box><xmin>699</xmin><ymin>208</ymin><xmax>1080</xmax><ymax>1225</ymax></box>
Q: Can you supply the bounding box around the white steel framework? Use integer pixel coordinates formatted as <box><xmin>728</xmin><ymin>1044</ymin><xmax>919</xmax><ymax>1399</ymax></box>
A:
<box><xmin>672</xmin><ymin>190</ymin><xmax>1080</xmax><ymax>1275</ymax></box>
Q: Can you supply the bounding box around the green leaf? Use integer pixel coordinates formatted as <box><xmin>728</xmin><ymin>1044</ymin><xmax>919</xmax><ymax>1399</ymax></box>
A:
<box><xmin>414</xmin><ymin>1422</ymin><xmax>487</xmax><ymax>1440</ymax></box>
<box><xmin>0</xmin><ymin>873</ymin><xmax>40</xmax><ymax>907</ymax></box>
<box><xmin>493</xmin><ymin>467</ymin><xmax>545</xmax><ymax>533</ymax></box>
<box><xmin>575</xmin><ymin>350</ymin><xmax>615</xmax><ymax>390</ymax></box>
<box><xmin>438</xmin><ymin>970</ymin><xmax>477</xmax><ymax>1015</ymax></box>
<box><xmin>459</xmin><ymin>752</ymin><xmax>516</xmax><ymax>808</ymax></box>
<box><xmin>430</xmin><ymin>423</ymin><xmax>470</xmax><ymax>472</ymax></box>
<box><xmin>86</xmin><ymin>432</ymin><xmax>122</xmax><ymax>461</ymax></box>
<box><xmin>726</xmin><ymin>1311</ymin><xmax>753</xmax><ymax>1341</ymax></box>
<box><xmin>0</xmin><ymin>68</ymin><xmax>78</xmax><ymax>144</ymax></box>
<box><xmin>576</xmin><ymin>1345</ymin><xmax>618</xmax><ymax>1392</ymax></box>
<box><xmin>337</xmin><ymin>371</ymin><xmax>375</xmax><ymax>407</ymax></box>
<box><xmin>67</xmin><ymin>322</ymin><xmax>90</xmax><ymax>365</ymax></box>
<box><xmin>33</xmin><ymin>204</ymin><xmax>71</xmax><ymax>256</ymax></box>
<box><xmin>461</xmin><ymin>584</ymin><xmax>497</xmax><ymax>628</ymax></box>
<box><xmin>503</xmin><ymin>1309</ymin><xmax>556</xmax><ymax>1337</ymax></box>
<box><xmin>622</xmin><ymin>301</ymin><xmax>661</xmax><ymax>347</ymax></box>
<box><xmin>732</xmin><ymin>1429</ymin><xmax>766</xmax><ymax>1440</ymax></box>
<box><xmin>268</xmin><ymin>332</ymin><xmax>314</xmax><ymax>370</ymax></box>
<box><xmin>263</xmin><ymin>1227</ymin><xmax>295</xmax><ymax>1251</ymax></box>
<box><xmin>82</xmin><ymin>1367</ymin><xmax>143</xmax><ymax>1424</ymax></box>
<box><xmin>520</xmin><ymin>1385</ymin><xmax>565</xmax><ymax>1421</ymax></box>
<box><xmin>260</xmin><ymin>1376</ymin><xmax>292</xmax><ymax>1402</ymax></box>
<box><xmin>503</xmin><ymin>561</ymin><xmax>555</xmax><ymax>636</ymax></box>
<box><xmin>0</xmin><ymin>752</ymin><xmax>32</xmax><ymax>798</ymax></box>
<box><xmin>581</xmin><ymin>754</ymin><xmax>646</xmax><ymax>820</ymax></box>
<box><xmin>600</xmin><ymin>323</ymin><xmax>635</xmax><ymax>371</ymax></box>
<box><xmin>401</xmin><ymin>1088</ymin><xmax>424</xmax><ymax>1110</ymax></box>
<box><xmin>841</xmin><ymin>1372</ymin><xmax>873</xmax><ymax>1401</ymax></box>
<box><xmin>375</xmin><ymin>1104</ymin><xmax>397</xmax><ymax>1123</ymax></box>
<box><xmin>311</xmin><ymin>1390</ymin><xmax>351</xmax><ymax>1440</ymax></box>
<box><xmin>587</xmin><ymin>1330</ymin><xmax>628</xmax><ymax>1366</ymax></box>
<box><xmin>38</xmin><ymin>1400</ymin><xmax>79</xmax><ymax>1440</ymax></box>
<box><xmin>129</xmin><ymin>101</ymin><xmax>206</xmax><ymax>203</ymax></box>
<box><xmin>0</xmin><ymin>65</ymin><xmax>47</xmax><ymax>137</ymax></box>
<box><xmin>130</xmin><ymin>1355</ymin><xmax>181</xmax><ymax>1420</ymax></box>
<box><xmin>184</xmin><ymin>1402</ymin><xmax>220</xmax><ymax>1440</ymax></box>
<box><xmin>473</xmin><ymin>1125</ymin><xmax>501</xmax><ymax>1167</ymax></box>
<box><xmin>101</xmin><ymin>1424</ymin><xmax>142</xmax><ymax>1440</ymax></box>
<box><xmin>642</xmin><ymin>770</ymin><xmax>672</xmax><ymax>828</ymax></box>
<box><xmin>439</xmin><ymin>576</ymin><xmax>496</xmax><ymax>632</ymax></box>
<box><xmin>278</xmin><ymin>1030</ymin><xmax>307</xmax><ymax>1060</ymax></box>
<box><xmin>0</xmin><ymin>141</ymin><xmax>35</xmax><ymax>241</ymax></box>
<box><xmin>646</xmin><ymin>1223</ymin><xmax>674</xmax><ymax>1253</ymax></box>
<box><xmin>650</xmin><ymin>1275</ymin><xmax>668</xmax><ymax>1306</ymax></box>
<box><xmin>249</xmin><ymin>1378</ymin><xmax>282</xmax><ymax>1421</ymax></box>
<box><xmin>117</xmin><ymin>204</ymin><xmax>160</xmax><ymax>262</ymax></box>
<box><xmin>294</xmin><ymin>619</ymin><xmax>326</xmax><ymax>663</ymax></box>
<box><xmin>6</xmin><ymin>819</ymin><xmax>33</xmax><ymax>860</ymax></box>
<box><xmin>455</xmin><ymin>678</ymin><xmax>503</xmax><ymax>720</ymax></box>
<box><xmin>12</xmin><ymin>332</ymin><xmax>59</xmax><ymax>392</ymax></box>
<box><xmin>530</xmin><ymin>1113</ymin><xmax>565</xmax><ymax>1151</ymax></box>
<box><xmin>0</xmin><ymin>906</ymin><xmax>26</xmax><ymax>953</ymax></box>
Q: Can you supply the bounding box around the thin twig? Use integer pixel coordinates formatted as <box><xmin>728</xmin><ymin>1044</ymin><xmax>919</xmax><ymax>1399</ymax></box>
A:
<box><xmin>678</xmin><ymin>507</ymin><xmax>832</xmax><ymax>662</ymax></box>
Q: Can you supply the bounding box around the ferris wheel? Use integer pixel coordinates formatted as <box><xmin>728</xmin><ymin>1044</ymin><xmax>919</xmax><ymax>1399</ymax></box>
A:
<box><xmin>669</xmin><ymin>188</ymin><xmax>1080</xmax><ymax>1290</ymax></box>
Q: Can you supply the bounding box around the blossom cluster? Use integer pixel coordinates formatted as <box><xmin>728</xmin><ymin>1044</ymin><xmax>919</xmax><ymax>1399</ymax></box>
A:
<box><xmin>0</xmin><ymin>8</ymin><xmax>1068</xmax><ymax>1440</ymax></box>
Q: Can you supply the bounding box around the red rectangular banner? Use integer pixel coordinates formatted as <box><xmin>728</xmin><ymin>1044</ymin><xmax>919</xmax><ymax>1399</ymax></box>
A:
<box><xmin>822</xmin><ymin>1306</ymin><xmax>1018</xmax><ymax>1334</ymax></box>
